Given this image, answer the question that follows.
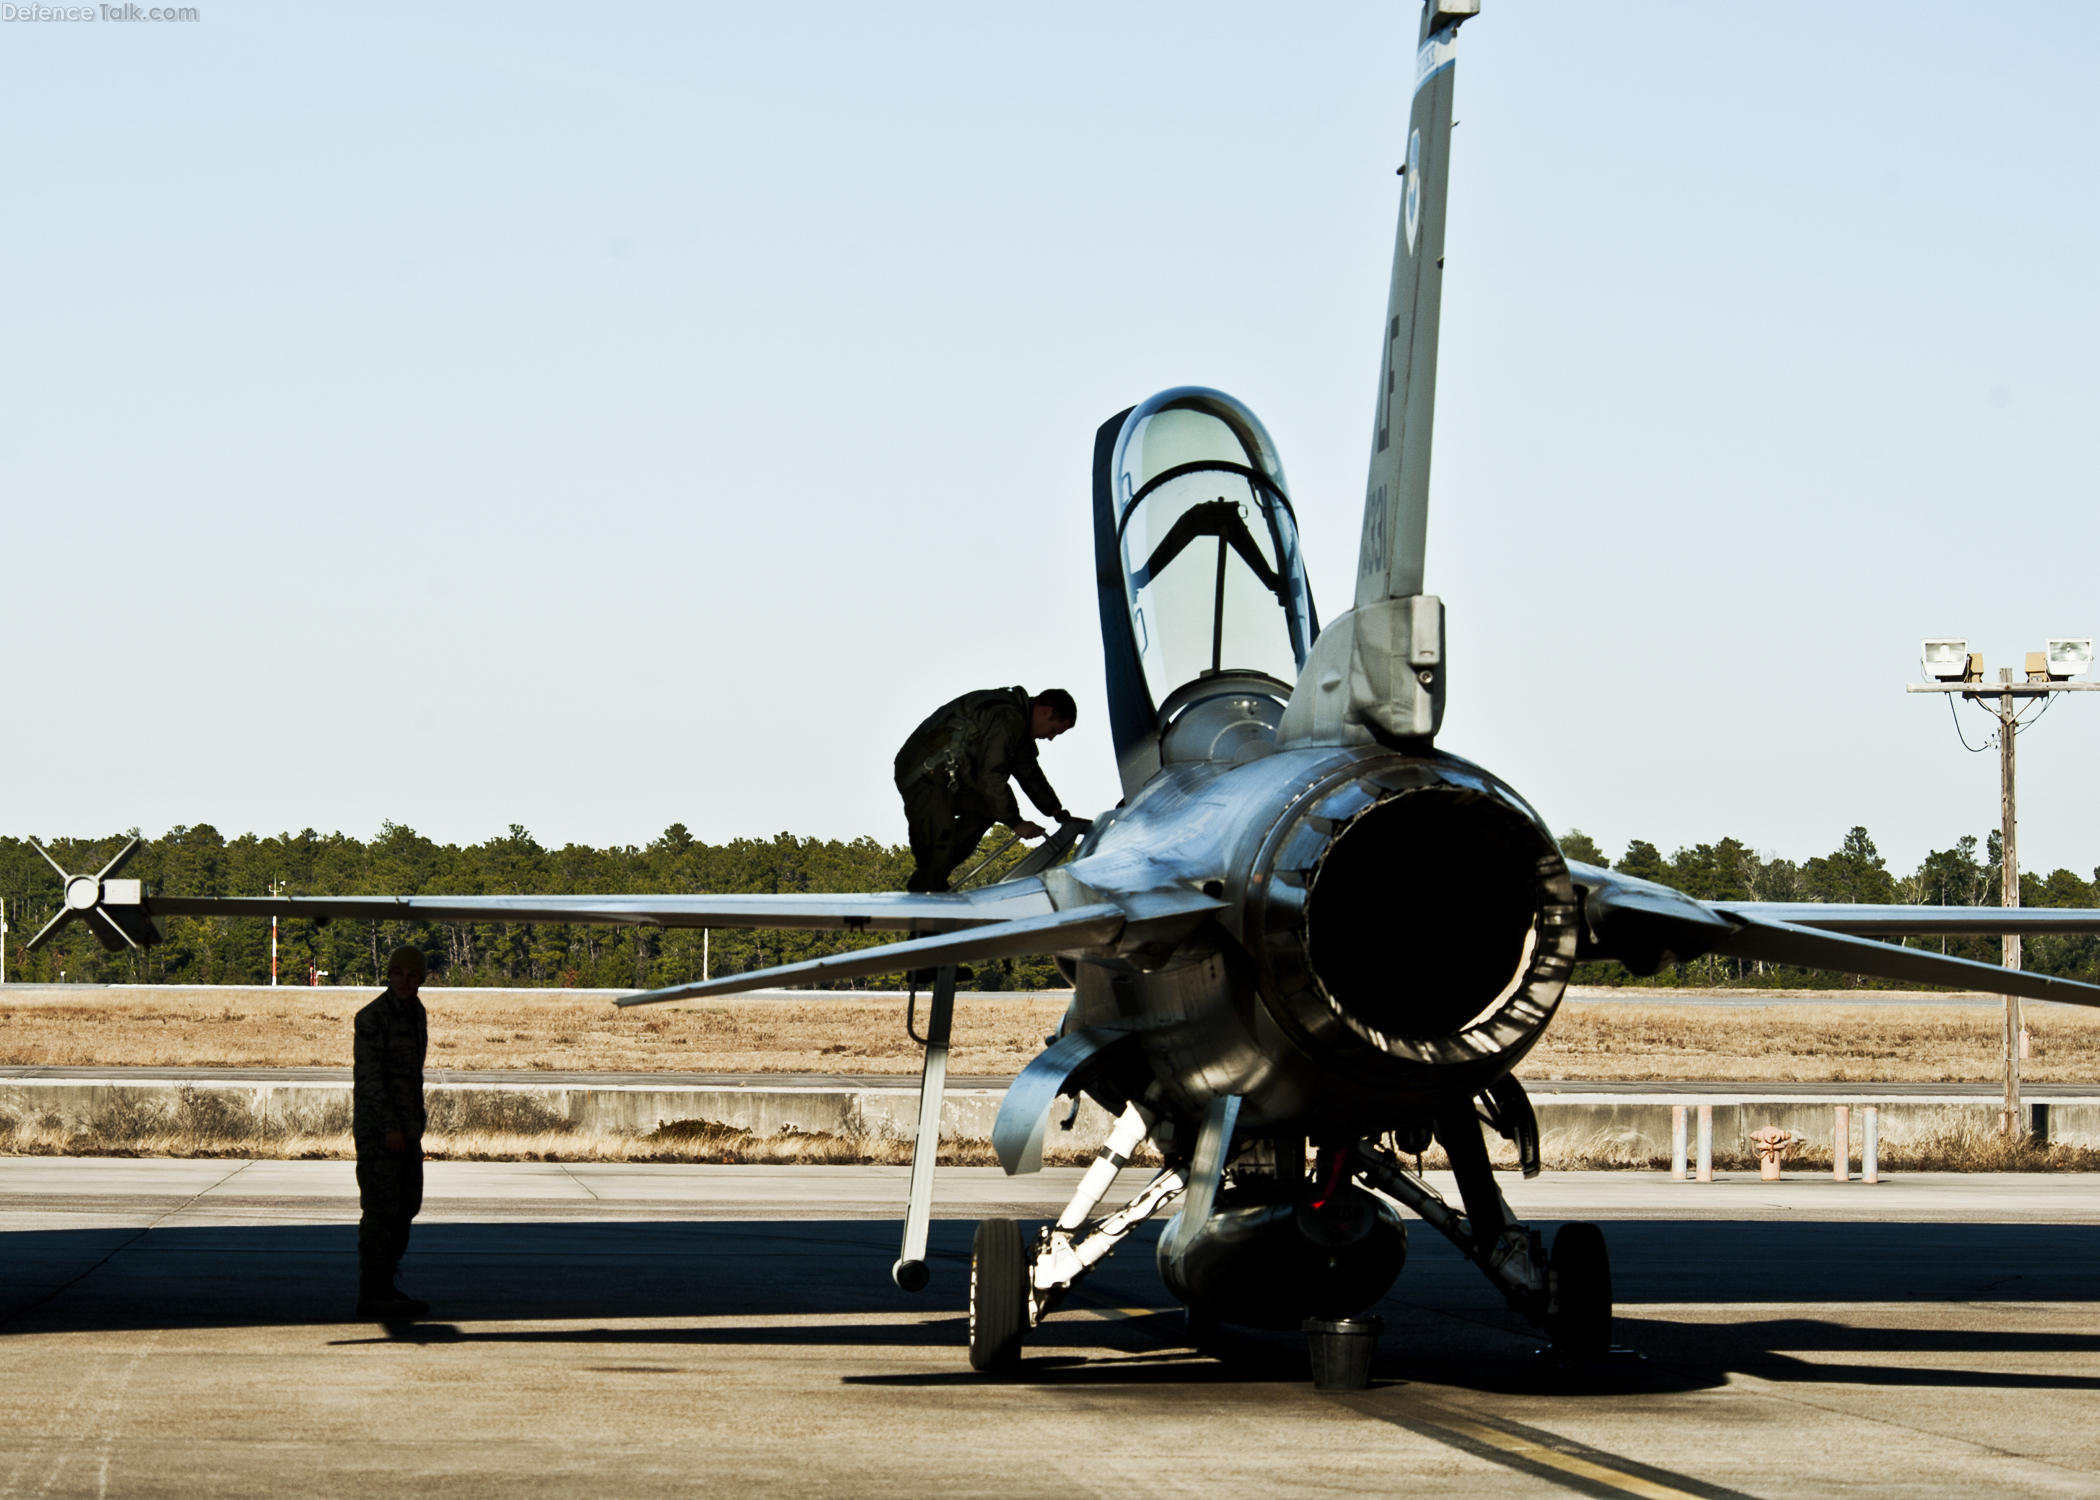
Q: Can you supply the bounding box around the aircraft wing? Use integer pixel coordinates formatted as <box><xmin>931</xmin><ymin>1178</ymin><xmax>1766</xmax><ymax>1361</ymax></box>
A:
<box><xmin>1566</xmin><ymin>860</ymin><xmax>2100</xmax><ymax>1007</ymax></box>
<box><xmin>615</xmin><ymin>873</ymin><xmax>1231</xmax><ymax>1005</ymax></box>
<box><xmin>140</xmin><ymin>879</ymin><xmax>1054</xmax><ymax>935</ymax></box>
<box><xmin>32</xmin><ymin>855</ymin><xmax>1061</xmax><ymax>956</ymax></box>
<box><xmin>43</xmin><ymin>832</ymin><xmax>1230</xmax><ymax>1004</ymax></box>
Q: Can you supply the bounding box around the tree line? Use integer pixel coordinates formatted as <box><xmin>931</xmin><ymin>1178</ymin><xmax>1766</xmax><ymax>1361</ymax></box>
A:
<box><xmin>2</xmin><ymin>820</ymin><xmax>2093</xmax><ymax>993</ymax></box>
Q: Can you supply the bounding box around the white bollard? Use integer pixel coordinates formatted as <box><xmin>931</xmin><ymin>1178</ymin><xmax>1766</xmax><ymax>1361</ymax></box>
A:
<box><xmin>1671</xmin><ymin>1104</ymin><xmax>1687</xmax><ymax>1181</ymax></box>
<box><xmin>1863</xmin><ymin>1105</ymin><xmax>1879</xmax><ymax>1184</ymax></box>
<box><xmin>1696</xmin><ymin>1103</ymin><xmax>1713</xmax><ymax>1183</ymax></box>
<box><xmin>1834</xmin><ymin>1104</ymin><xmax>1850</xmax><ymax>1183</ymax></box>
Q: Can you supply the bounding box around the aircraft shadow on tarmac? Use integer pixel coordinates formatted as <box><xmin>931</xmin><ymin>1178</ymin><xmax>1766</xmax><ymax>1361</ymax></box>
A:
<box><xmin>7</xmin><ymin>1217</ymin><xmax>2099</xmax><ymax>1395</ymax></box>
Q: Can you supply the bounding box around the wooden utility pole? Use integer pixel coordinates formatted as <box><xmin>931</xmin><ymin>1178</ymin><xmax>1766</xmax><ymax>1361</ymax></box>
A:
<box><xmin>1908</xmin><ymin>644</ymin><xmax>2099</xmax><ymax>1140</ymax></box>
<box><xmin>1996</xmin><ymin>669</ymin><xmax>2021</xmax><ymax>1137</ymax></box>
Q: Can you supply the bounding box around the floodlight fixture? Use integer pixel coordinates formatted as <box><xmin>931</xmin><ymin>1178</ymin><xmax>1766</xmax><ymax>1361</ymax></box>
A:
<box><xmin>1921</xmin><ymin>639</ymin><xmax>1969</xmax><ymax>681</ymax></box>
<box><xmin>2045</xmin><ymin>639</ymin><xmax>2092</xmax><ymax>681</ymax></box>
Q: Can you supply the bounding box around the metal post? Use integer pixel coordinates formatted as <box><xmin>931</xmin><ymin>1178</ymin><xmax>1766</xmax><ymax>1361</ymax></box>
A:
<box><xmin>1863</xmin><ymin>1105</ymin><xmax>1879</xmax><ymax>1184</ymax></box>
<box><xmin>1671</xmin><ymin>1104</ymin><xmax>1687</xmax><ymax>1181</ymax></box>
<box><xmin>892</xmin><ymin>964</ymin><xmax>956</xmax><ymax>1290</ymax></box>
<box><xmin>1999</xmin><ymin>672</ymin><xmax>2022</xmax><ymax>1138</ymax></box>
<box><xmin>1833</xmin><ymin>1104</ymin><xmax>1850</xmax><ymax>1182</ymax></box>
<box><xmin>702</xmin><ymin>929</ymin><xmax>709</xmax><ymax>981</ymax></box>
<box><xmin>1695</xmin><ymin>1104</ymin><xmax>1713</xmax><ymax>1183</ymax></box>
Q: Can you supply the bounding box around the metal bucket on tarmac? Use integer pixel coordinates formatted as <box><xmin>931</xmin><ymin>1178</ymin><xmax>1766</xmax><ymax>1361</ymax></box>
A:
<box><xmin>1303</xmin><ymin>1316</ymin><xmax>1382</xmax><ymax>1391</ymax></box>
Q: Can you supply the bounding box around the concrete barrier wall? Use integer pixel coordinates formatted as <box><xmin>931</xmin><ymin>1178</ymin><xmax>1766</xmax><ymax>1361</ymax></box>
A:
<box><xmin>3</xmin><ymin>1075</ymin><xmax>2094</xmax><ymax>1154</ymax></box>
<box><xmin>0</xmin><ymin>1075</ymin><xmax>1123</xmax><ymax>1146</ymax></box>
<box><xmin>1530</xmin><ymin>1096</ymin><xmax>2100</xmax><ymax>1161</ymax></box>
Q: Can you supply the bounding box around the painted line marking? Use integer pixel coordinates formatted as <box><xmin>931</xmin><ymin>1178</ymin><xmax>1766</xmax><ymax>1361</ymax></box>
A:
<box><xmin>1350</xmin><ymin>1400</ymin><xmax>1760</xmax><ymax>1500</ymax></box>
<box><xmin>1065</xmin><ymin>1299</ymin><xmax>1175</xmax><ymax>1323</ymax></box>
<box><xmin>1426</xmin><ymin>1415</ymin><xmax>1704</xmax><ymax>1499</ymax></box>
<box><xmin>1046</xmin><ymin>1292</ymin><xmax>1750</xmax><ymax>1497</ymax></box>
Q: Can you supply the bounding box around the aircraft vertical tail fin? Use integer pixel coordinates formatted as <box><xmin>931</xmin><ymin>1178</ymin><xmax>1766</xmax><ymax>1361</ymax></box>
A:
<box><xmin>1359</xmin><ymin>0</ymin><xmax>1473</xmax><ymax>608</ymax></box>
<box><xmin>1277</xmin><ymin>0</ymin><xmax>1474</xmax><ymax>752</ymax></box>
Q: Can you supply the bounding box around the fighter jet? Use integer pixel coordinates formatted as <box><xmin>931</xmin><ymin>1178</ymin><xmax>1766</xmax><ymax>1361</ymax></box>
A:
<box><xmin>34</xmin><ymin>0</ymin><xmax>2100</xmax><ymax>1373</ymax></box>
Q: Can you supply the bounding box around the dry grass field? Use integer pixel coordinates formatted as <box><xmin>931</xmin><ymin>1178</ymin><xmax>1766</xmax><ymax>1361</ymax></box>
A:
<box><xmin>1529</xmin><ymin>999</ymin><xmax>2100</xmax><ymax>1083</ymax></box>
<box><xmin>0</xmin><ymin>988</ymin><xmax>1067</xmax><ymax>1077</ymax></box>
<box><xmin>4</xmin><ymin>984</ymin><xmax>2099</xmax><ymax>1083</ymax></box>
<box><xmin>9</xmin><ymin>985</ymin><xmax>2097</xmax><ymax>1169</ymax></box>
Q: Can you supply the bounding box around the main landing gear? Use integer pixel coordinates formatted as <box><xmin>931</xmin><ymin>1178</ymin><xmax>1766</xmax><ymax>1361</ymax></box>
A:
<box><xmin>970</xmin><ymin>1102</ymin><xmax>1188</xmax><ymax>1373</ymax></box>
<box><xmin>968</xmin><ymin>1219</ymin><xmax>1029</xmax><ymax>1372</ymax></box>
<box><xmin>967</xmin><ymin>1086</ymin><xmax>1622</xmax><ymax>1374</ymax></box>
<box><xmin>1350</xmin><ymin>1083</ymin><xmax>1622</xmax><ymax>1364</ymax></box>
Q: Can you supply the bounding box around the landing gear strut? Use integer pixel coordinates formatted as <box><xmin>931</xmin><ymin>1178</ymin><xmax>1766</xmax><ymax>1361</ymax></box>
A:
<box><xmin>1355</xmin><ymin>1107</ymin><xmax>1623</xmax><ymax>1363</ymax></box>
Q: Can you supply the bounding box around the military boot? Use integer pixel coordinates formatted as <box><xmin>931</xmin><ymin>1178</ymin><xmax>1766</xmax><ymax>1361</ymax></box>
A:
<box><xmin>355</xmin><ymin>1274</ymin><xmax>430</xmax><ymax>1319</ymax></box>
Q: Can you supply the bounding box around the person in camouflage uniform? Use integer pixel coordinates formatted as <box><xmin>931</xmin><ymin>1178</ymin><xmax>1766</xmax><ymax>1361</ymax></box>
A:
<box><xmin>894</xmin><ymin>686</ymin><xmax>1077</xmax><ymax>892</ymax></box>
<box><xmin>353</xmin><ymin>945</ymin><xmax>432</xmax><ymax>1318</ymax></box>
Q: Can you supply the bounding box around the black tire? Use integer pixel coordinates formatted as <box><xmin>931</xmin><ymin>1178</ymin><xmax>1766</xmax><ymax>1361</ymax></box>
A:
<box><xmin>1544</xmin><ymin>1221</ymin><xmax>1612</xmax><ymax>1359</ymax></box>
<box><xmin>968</xmin><ymin>1218</ymin><xmax>1027</xmax><ymax>1372</ymax></box>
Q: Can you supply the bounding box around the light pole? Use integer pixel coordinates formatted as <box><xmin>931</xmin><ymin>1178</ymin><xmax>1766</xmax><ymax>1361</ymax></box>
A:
<box><xmin>1908</xmin><ymin>637</ymin><xmax>2095</xmax><ymax>1136</ymax></box>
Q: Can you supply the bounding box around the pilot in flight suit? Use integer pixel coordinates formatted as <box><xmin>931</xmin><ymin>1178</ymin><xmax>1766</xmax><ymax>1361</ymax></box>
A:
<box><xmin>894</xmin><ymin>686</ymin><xmax>1076</xmax><ymax>892</ymax></box>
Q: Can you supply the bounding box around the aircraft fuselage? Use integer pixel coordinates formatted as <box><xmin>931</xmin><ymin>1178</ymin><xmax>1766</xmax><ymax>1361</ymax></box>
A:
<box><xmin>1055</xmin><ymin>733</ymin><xmax>1578</xmax><ymax>1145</ymax></box>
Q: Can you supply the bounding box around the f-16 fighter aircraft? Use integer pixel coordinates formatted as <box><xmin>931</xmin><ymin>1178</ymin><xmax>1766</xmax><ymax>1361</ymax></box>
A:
<box><xmin>33</xmin><ymin>0</ymin><xmax>2100</xmax><ymax>1373</ymax></box>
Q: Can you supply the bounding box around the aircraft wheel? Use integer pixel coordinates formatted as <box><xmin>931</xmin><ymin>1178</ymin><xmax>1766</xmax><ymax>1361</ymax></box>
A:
<box><xmin>1544</xmin><ymin>1221</ymin><xmax>1613</xmax><ymax>1359</ymax></box>
<box><xmin>968</xmin><ymin>1218</ymin><xmax>1027</xmax><ymax>1372</ymax></box>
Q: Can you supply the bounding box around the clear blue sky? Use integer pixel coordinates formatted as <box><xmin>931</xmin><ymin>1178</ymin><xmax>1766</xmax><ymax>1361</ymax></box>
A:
<box><xmin>5</xmin><ymin>2</ymin><xmax>2097</xmax><ymax>878</ymax></box>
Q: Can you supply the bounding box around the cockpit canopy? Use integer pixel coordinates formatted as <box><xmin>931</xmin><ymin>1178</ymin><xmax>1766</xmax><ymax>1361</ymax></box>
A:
<box><xmin>1110</xmin><ymin>388</ymin><xmax>1317</xmax><ymax>714</ymax></box>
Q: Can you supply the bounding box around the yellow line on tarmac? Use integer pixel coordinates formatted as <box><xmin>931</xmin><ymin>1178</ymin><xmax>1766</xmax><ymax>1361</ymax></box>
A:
<box><xmin>1055</xmin><ymin>1304</ymin><xmax>1739</xmax><ymax>1498</ymax></box>
<box><xmin>1422</xmin><ymin>1413</ymin><xmax>1712</xmax><ymax>1500</ymax></box>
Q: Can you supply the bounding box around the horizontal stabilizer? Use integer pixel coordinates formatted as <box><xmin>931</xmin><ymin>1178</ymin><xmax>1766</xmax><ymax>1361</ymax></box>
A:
<box><xmin>1567</xmin><ymin>861</ymin><xmax>2100</xmax><ymax>1002</ymax></box>
<box><xmin>1708</xmin><ymin>914</ymin><xmax>2100</xmax><ymax>1008</ymax></box>
<box><xmin>613</xmin><ymin>903</ymin><xmax>1126</xmax><ymax>1008</ymax></box>
<box><xmin>1566</xmin><ymin>860</ymin><xmax>1736</xmax><ymax>976</ymax></box>
<box><xmin>1713</xmin><ymin>903</ymin><xmax>2100</xmax><ymax>936</ymax></box>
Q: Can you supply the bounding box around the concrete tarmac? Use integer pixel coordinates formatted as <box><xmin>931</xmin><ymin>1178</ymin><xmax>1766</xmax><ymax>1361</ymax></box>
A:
<box><xmin>5</xmin><ymin>1161</ymin><xmax>2100</xmax><ymax>1498</ymax></box>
